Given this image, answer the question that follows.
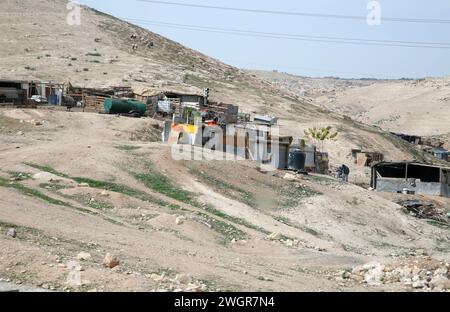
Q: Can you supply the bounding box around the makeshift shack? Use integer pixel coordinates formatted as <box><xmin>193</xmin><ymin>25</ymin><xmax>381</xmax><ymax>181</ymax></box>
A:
<box><xmin>0</xmin><ymin>79</ymin><xmax>64</xmax><ymax>107</ymax></box>
<box><xmin>430</xmin><ymin>148</ymin><xmax>449</xmax><ymax>161</ymax></box>
<box><xmin>371</xmin><ymin>162</ymin><xmax>450</xmax><ymax>197</ymax></box>
<box><xmin>0</xmin><ymin>79</ymin><xmax>27</xmax><ymax>105</ymax></box>
<box><xmin>133</xmin><ymin>86</ymin><xmax>204</xmax><ymax>116</ymax></box>
<box><xmin>205</xmin><ymin>102</ymin><xmax>239</xmax><ymax>125</ymax></box>
<box><xmin>391</xmin><ymin>132</ymin><xmax>422</xmax><ymax>145</ymax></box>
<box><xmin>356</xmin><ymin>152</ymin><xmax>384</xmax><ymax>167</ymax></box>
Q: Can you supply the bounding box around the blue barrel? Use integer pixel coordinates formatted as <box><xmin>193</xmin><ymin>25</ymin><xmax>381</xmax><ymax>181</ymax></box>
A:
<box><xmin>49</xmin><ymin>94</ymin><xmax>58</xmax><ymax>105</ymax></box>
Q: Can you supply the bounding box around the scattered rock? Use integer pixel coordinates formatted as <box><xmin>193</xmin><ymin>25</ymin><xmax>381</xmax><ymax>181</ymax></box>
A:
<box><xmin>175</xmin><ymin>274</ymin><xmax>191</xmax><ymax>285</ymax></box>
<box><xmin>342</xmin><ymin>271</ymin><xmax>351</xmax><ymax>279</ymax></box>
<box><xmin>150</xmin><ymin>273</ymin><xmax>165</xmax><ymax>282</ymax></box>
<box><xmin>103</xmin><ymin>253</ymin><xmax>120</xmax><ymax>268</ymax></box>
<box><xmin>283</xmin><ymin>173</ymin><xmax>297</xmax><ymax>181</ymax></box>
<box><xmin>362</xmin><ymin>262</ymin><xmax>385</xmax><ymax>286</ymax></box>
<box><xmin>77</xmin><ymin>252</ymin><xmax>92</xmax><ymax>261</ymax></box>
<box><xmin>175</xmin><ymin>216</ymin><xmax>185</xmax><ymax>225</ymax></box>
<box><xmin>430</xmin><ymin>276</ymin><xmax>450</xmax><ymax>290</ymax></box>
<box><xmin>33</xmin><ymin>172</ymin><xmax>59</xmax><ymax>182</ymax></box>
<box><xmin>184</xmin><ymin>283</ymin><xmax>203</xmax><ymax>292</ymax></box>
<box><xmin>100</xmin><ymin>190</ymin><xmax>109</xmax><ymax>197</ymax></box>
<box><xmin>17</xmin><ymin>131</ymin><xmax>24</xmax><ymax>136</ymax></box>
<box><xmin>412</xmin><ymin>280</ymin><xmax>425</xmax><ymax>289</ymax></box>
<box><xmin>266</xmin><ymin>232</ymin><xmax>281</xmax><ymax>241</ymax></box>
<box><xmin>78</xmin><ymin>183</ymin><xmax>90</xmax><ymax>188</ymax></box>
<box><xmin>7</xmin><ymin>228</ymin><xmax>17</xmax><ymax>238</ymax></box>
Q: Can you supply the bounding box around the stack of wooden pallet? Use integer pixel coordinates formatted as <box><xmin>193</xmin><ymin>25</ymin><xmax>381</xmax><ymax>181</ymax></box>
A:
<box><xmin>83</xmin><ymin>93</ymin><xmax>109</xmax><ymax>112</ymax></box>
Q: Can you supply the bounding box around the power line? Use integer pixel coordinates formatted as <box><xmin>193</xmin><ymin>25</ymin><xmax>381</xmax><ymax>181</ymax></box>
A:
<box><xmin>136</xmin><ymin>0</ymin><xmax>450</xmax><ymax>24</ymax></box>
<box><xmin>125</xmin><ymin>18</ymin><xmax>450</xmax><ymax>49</ymax></box>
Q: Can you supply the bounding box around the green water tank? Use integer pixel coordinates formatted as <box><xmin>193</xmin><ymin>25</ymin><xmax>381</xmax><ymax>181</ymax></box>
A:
<box><xmin>104</xmin><ymin>98</ymin><xmax>147</xmax><ymax>116</ymax></box>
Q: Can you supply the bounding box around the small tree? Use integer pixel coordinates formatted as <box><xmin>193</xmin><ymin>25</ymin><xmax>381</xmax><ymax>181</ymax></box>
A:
<box><xmin>304</xmin><ymin>126</ymin><xmax>338</xmax><ymax>152</ymax></box>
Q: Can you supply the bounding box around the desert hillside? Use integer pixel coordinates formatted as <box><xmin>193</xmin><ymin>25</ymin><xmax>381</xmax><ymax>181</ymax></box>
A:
<box><xmin>0</xmin><ymin>0</ymin><xmax>435</xmax><ymax>167</ymax></box>
<box><xmin>250</xmin><ymin>70</ymin><xmax>450</xmax><ymax>137</ymax></box>
<box><xmin>1</xmin><ymin>108</ymin><xmax>449</xmax><ymax>292</ymax></box>
<box><xmin>1</xmin><ymin>0</ymin><xmax>449</xmax><ymax>293</ymax></box>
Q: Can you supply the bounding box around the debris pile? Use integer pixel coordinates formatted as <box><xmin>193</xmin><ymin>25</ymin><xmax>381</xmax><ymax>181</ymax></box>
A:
<box><xmin>398</xmin><ymin>200</ymin><xmax>449</xmax><ymax>224</ymax></box>
<box><xmin>148</xmin><ymin>273</ymin><xmax>207</xmax><ymax>292</ymax></box>
<box><xmin>343</xmin><ymin>259</ymin><xmax>450</xmax><ymax>291</ymax></box>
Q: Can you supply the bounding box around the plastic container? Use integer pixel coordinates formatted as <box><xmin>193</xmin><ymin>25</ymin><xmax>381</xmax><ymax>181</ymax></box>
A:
<box><xmin>104</xmin><ymin>98</ymin><xmax>147</xmax><ymax>115</ymax></box>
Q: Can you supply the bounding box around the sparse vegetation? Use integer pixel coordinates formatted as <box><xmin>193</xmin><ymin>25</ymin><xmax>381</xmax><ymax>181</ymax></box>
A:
<box><xmin>0</xmin><ymin>177</ymin><xmax>71</xmax><ymax>207</ymax></box>
<box><xmin>273</xmin><ymin>215</ymin><xmax>323</xmax><ymax>238</ymax></box>
<box><xmin>24</xmin><ymin>163</ymin><xmax>178</xmax><ymax>209</ymax></box>
<box><xmin>115</xmin><ymin>145</ymin><xmax>142</xmax><ymax>151</ymax></box>
<box><xmin>8</xmin><ymin>172</ymin><xmax>33</xmax><ymax>181</ymax></box>
<box><xmin>69</xmin><ymin>194</ymin><xmax>114</xmax><ymax>211</ymax></box>
<box><xmin>39</xmin><ymin>183</ymin><xmax>68</xmax><ymax>191</ymax></box>
<box><xmin>304</xmin><ymin>126</ymin><xmax>338</xmax><ymax>153</ymax></box>
<box><xmin>189</xmin><ymin>168</ymin><xmax>257</xmax><ymax>208</ymax></box>
<box><xmin>202</xmin><ymin>204</ymin><xmax>270</xmax><ymax>235</ymax></box>
<box><xmin>133</xmin><ymin>162</ymin><xmax>198</xmax><ymax>206</ymax></box>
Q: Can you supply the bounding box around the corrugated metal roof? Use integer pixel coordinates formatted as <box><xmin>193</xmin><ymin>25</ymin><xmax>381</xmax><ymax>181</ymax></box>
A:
<box><xmin>372</xmin><ymin>161</ymin><xmax>450</xmax><ymax>170</ymax></box>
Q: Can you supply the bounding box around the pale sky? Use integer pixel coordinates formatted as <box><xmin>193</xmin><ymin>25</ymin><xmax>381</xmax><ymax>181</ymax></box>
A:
<box><xmin>77</xmin><ymin>0</ymin><xmax>450</xmax><ymax>79</ymax></box>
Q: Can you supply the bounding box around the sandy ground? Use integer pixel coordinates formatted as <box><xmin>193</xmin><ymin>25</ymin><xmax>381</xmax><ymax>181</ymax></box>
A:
<box><xmin>0</xmin><ymin>108</ymin><xmax>448</xmax><ymax>292</ymax></box>
<box><xmin>0</xmin><ymin>0</ymin><xmax>448</xmax><ymax>293</ymax></box>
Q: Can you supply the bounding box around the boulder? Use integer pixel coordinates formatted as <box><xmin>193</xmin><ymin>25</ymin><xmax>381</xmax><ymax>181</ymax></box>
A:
<box><xmin>430</xmin><ymin>276</ymin><xmax>450</xmax><ymax>290</ymax></box>
<box><xmin>77</xmin><ymin>252</ymin><xmax>92</xmax><ymax>261</ymax></box>
<box><xmin>7</xmin><ymin>228</ymin><xmax>17</xmax><ymax>238</ymax></box>
<box><xmin>283</xmin><ymin>173</ymin><xmax>297</xmax><ymax>181</ymax></box>
<box><xmin>363</xmin><ymin>262</ymin><xmax>385</xmax><ymax>286</ymax></box>
<box><xmin>175</xmin><ymin>274</ymin><xmax>191</xmax><ymax>285</ymax></box>
<box><xmin>266</xmin><ymin>232</ymin><xmax>281</xmax><ymax>241</ymax></box>
<box><xmin>175</xmin><ymin>216</ymin><xmax>185</xmax><ymax>225</ymax></box>
<box><xmin>103</xmin><ymin>253</ymin><xmax>120</xmax><ymax>268</ymax></box>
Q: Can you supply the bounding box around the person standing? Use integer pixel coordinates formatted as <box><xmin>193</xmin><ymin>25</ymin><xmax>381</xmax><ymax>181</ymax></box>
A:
<box><xmin>341</xmin><ymin>164</ymin><xmax>350</xmax><ymax>182</ymax></box>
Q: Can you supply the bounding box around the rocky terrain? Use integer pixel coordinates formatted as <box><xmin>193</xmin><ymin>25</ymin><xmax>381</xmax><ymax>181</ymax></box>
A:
<box><xmin>0</xmin><ymin>0</ymin><xmax>449</xmax><ymax>292</ymax></box>
<box><xmin>0</xmin><ymin>108</ymin><xmax>449</xmax><ymax>292</ymax></box>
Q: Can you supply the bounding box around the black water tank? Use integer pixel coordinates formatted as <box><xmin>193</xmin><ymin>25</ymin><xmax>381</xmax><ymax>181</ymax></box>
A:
<box><xmin>288</xmin><ymin>148</ymin><xmax>306</xmax><ymax>171</ymax></box>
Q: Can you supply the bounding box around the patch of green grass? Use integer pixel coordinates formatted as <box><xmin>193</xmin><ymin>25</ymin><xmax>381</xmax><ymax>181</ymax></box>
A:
<box><xmin>202</xmin><ymin>204</ymin><xmax>270</xmax><ymax>235</ymax></box>
<box><xmin>196</xmin><ymin>211</ymin><xmax>247</xmax><ymax>245</ymax></box>
<box><xmin>133</xmin><ymin>165</ymin><xmax>252</xmax><ymax>243</ymax></box>
<box><xmin>39</xmin><ymin>183</ymin><xmax>68</xmax><ymax>191</ymax></box>
<box><xmin>0</xmin><ymin>220</ymin><xmax>42</xmax><ymax>237</ymax></box>
<box><xmin>115</xmin><ymin>145</ymin><xmax>142</xmax><ymax>151</ymax></box>
<box><xmin>134</xmin><ymin>162</ymin><xmax>270</xmax><ymax>238</ymax></box>
<box><xmin>273</xmin><ymin>215</ymin><xmax>322</xmax><ymax>238</ymax></box>
<box><xmin>72</xmin><ymin>176</ymin><xmax>174</xmax><ymax>208</ymax></box>
<box><xmin>0</xmin><ymin>177</ymin><xmax>72</xmax><ymax>207</ymax></box>
<box><xmin>68</xmin><ymin>194</ymin><xmax>114</xmax><ymax>211</ymax></box>
<box><xmin>189</xmin><ymin>168</ymin><xmax>257</xmax><ymax>208</ymax></box>
<box><xmin>426</xmin><ymin>220</ymin><xmax>450</xmax><ymax>229</ymax></box>
<box><xmin>8</xmin><ymin>172</ymin><xmax>33</xmax><ymax>181</ymax></box>
<box><xmin>133</xmin><ymin>162</ymin><xmax>198</xmax><ymax>206</ymax></box>
<box><xmin>275</xmin><ymin>184</ymin><xmax>321</xmax><ymax>208</ymax></box>
<box><xmin>303</xmin><ymin>174</ymin><xmax>339</xmax><ymax>186</ymax></box>
<box><xmin>25</xmin><ymin>163</ymin><xmax>69</xmax><ymax>178</ymax></box>
<box><xmin>25</xmin><ymin>162</ymin><xmax>180</xmax><ymax>210</ymax></box>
